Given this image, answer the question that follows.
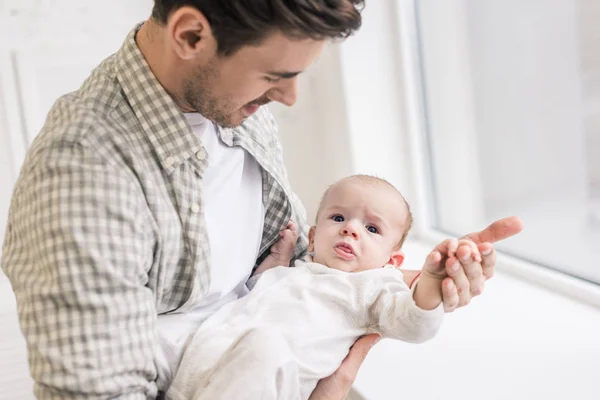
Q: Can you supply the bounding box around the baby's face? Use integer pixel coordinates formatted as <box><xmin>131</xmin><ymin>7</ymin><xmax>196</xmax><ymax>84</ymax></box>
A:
<box><xmin>309</xmin><ymin>181</ymin><xmax>408</xmax><ymax>273</ymax></box>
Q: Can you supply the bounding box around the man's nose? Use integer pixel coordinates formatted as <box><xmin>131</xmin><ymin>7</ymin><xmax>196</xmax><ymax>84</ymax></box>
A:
<box><xmin>267</xmin><ymin>78</ymin><xmax>298</xmax><ymax>107</ymax></box>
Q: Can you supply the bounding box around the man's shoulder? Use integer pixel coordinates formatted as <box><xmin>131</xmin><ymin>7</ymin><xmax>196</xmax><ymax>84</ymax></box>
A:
<box><xmin>26</xmin><ymin>55</ymin><xmax>135</xmax><ymax>163</ymax></box>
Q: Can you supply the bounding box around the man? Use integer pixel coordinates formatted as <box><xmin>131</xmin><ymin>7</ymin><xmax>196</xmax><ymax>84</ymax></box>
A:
<box><xmin>1</xmin><ymin>1</ymin><xmax>523</xmax><ymax>399</ymax></box>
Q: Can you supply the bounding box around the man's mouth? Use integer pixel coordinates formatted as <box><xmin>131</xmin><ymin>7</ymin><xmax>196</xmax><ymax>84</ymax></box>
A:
<box><xmin>241</xmin><ymin>99</ymin><xmax>271</xmax><ymax>118</ymax></box>
<box><xmin>242</xmin><ymin>104</ymin><xmax>260</xmax><ymax>117</ymax></box>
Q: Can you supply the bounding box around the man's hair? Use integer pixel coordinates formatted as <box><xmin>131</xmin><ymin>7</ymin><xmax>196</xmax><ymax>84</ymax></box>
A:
<box><xmin>317</xmin><ymin>175</ymin><xmax>414</xmax><ymax>249</ymax></box>
<box><xmin>151</xmin><ymin>0</ymin><xmax>364</xmax><ymax>55</ymax></box>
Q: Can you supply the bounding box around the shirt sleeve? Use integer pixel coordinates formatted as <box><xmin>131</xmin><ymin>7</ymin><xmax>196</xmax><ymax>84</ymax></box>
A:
<box><xmin>1</xmin><ymin>141</ymin><xmax>158</xmax><ymax>399</ymax></box>
<box><xmin>368</xmin><ymin>272</ymin><xmax>444</xmax><ymax>344</ymax></box>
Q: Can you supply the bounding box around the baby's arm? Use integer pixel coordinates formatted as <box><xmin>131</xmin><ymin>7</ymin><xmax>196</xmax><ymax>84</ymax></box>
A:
<box><xmin>412</xmin><ymin>249</ymin><xmax>445</xmax><ymax>310</ymax></box>
<box><xmin>253</xmin><ymin>221</ymin><xmax>298</xmax><ymax>276</ymax></box>
<box><xmin>370</xmin><ymin>239</ymin><xmax>480</xmax><ymax>342</ymax></box>
<box><xmin>369</xmin><ymin>277</ymin><xmax>443</xmax><ymax>344</ymax></box>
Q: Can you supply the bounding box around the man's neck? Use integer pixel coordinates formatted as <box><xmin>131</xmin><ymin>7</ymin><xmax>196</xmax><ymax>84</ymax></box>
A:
<box><xmin>135</xmin><ymin>20</ymin><xmax>195</xmax><ymax>112</ymax></box>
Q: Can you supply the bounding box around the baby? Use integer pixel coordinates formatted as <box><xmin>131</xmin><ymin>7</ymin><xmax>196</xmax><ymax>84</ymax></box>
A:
<box><xmin>167</xmin><ymin>175</ymin><xmax>480</xmax><ymax>400</ymax></box>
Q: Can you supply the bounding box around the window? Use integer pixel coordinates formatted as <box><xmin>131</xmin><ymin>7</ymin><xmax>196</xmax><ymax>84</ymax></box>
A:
<box><xmin>410</xmin><ymin>0</ymin><xmax>600</xmax><ymax>285</ymax></box>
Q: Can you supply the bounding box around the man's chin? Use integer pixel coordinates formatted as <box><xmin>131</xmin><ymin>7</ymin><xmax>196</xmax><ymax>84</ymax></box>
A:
<box><xmin>212</xmin><ymin>113</ymin><xmax>245</xmax><ymax>129</ymax></box>
<box><xmin>213</xmin><ymin>107</ymin><xmax>261</xmax><ymax>128</ymax></box>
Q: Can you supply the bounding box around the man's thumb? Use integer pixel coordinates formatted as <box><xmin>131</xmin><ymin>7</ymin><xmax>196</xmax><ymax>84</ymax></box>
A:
<box><xmin>343</xmin><ymin>334</ymin><xmax>381</xmax><ymax>373</ymax></box>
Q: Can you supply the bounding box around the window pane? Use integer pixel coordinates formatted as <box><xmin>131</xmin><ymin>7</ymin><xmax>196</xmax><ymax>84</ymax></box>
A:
<box><xmin>416</xmin><ymin>0</ymin><xmax>600</xmax><ymax>284</ymax></box>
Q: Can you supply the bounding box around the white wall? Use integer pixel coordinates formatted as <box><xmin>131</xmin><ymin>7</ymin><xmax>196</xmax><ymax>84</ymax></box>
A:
<box><xmin>0</xmin><ymin>0</ymin><xmax>153</xmax><ymax>261</ymax></box>
<box><xmin>0</xmin><ymin>78</ymin><xmax>15</xmax><ymax>256</ymax></box>
<box><xmin>271</xmin><ymin>44</ymin><xmax>354</xmax><ymax>223</ymax></box>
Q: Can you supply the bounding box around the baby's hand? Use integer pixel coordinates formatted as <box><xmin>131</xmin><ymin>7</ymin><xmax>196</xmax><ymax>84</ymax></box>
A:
<box><xmin>422</xmin><ymin>238</ymin><xmax>481</xmax><ymax>280</ymax></box>
<box><xmin>269</xmin><ymin>221</ymin><xmax>299</xmax><ymax>266</ymax></box>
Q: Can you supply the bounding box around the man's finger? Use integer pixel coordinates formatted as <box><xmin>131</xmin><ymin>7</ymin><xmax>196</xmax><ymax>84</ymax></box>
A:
<box><xmin>478</xmin><ymin>242</ymin><xmax>496</xmax><ymax>280</ymax></box>
<box><xmin>462</xmin><ymin>216</ymin><xmax>524</xmax><ymax>244</ymax></box>
<box><xmin>445</xmin><ymin>257</ymin><xmax>471</xmax><ymax>307</ymax></box>
<box><xmin>308</xmin><ymin>334</ymin><xmax>380</xmax><ymax>400</ymax></box>
<box><xmin>441</xmin><ymin>278</ymin><xmax>459</xmax><ymax>312</ymax></box>
<box><xmin>339</xmin><ymin>334</ymin><xmax>380</xmax><ymax>378</ymax></box>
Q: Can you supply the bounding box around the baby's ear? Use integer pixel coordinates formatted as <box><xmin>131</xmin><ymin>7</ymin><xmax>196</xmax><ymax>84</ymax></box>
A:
<box><xmin>388</xmin><ymin>251</ymin><xmax>405</xmax><ymax>268</ymax></box>
<box><xmin>308</xmin><ymin>226</ymin><xmax>316</xmax><ymax>252</ymax></box>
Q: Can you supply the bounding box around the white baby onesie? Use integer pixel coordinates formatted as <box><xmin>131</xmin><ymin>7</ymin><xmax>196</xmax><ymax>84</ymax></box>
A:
<box><xmin>167</xmin><ymin>261</ymin><xmax>444</xmax><ymax>400</ymax></box>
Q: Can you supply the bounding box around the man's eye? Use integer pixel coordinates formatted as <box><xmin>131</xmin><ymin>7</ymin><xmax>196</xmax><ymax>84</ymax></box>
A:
<box><xmin>264</xmin><ymin>76</ymin><xmax>281</xmax><ymax>83</ymax></box>
<box><xmin>332</xmin><ymin>215</ymin><xmax>344</xmax><ymax>222</ymax></box>
<box><xmin>366</xmin><ymin>226</ymin><xmax>379</xmax><ymax>234</ymax></box>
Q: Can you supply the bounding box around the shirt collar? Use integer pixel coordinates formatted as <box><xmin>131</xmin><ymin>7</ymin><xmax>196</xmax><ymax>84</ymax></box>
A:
<box><xmin>114</xmin><ymin>23</ymin><xmax>201</xmax><ymax>174</ymax></box>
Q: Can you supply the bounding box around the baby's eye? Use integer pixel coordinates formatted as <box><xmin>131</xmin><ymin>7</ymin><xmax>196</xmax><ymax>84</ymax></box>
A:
<box><xmin>366</xmin><ymin>225</ymin><xmax>379</xmax><ymax>234</ymax></box>
<box><xmin>331</xmin><ymin>215</ymin><xmax>344</xmax><ymax>222</ymax></box>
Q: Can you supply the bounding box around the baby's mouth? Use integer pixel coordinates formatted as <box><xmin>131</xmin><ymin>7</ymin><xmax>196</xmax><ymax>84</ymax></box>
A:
<box><xmin>334</xmin><ymin>243</ymin><xmax>356</xmax><ymax>260</ymax></box>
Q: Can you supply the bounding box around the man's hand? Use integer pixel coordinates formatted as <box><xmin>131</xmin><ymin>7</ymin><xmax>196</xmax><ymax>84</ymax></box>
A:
<box><xmin>310</xmin><ymin>216</ymin><xmax>524</xmax><ymax>400</ymax></box>
<box><xmin>441</xmin><ymin>216</ymin><xmax>524</xmax><ymax>312</ymax></box>
<box><xmin>308</xmin><ymin>334</ymin><xmax>381</xmax><ymax>400</ymax></box>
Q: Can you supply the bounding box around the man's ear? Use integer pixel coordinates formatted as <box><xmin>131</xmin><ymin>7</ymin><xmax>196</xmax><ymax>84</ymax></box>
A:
<box><xmin>387</xmin><ymin>251</ymin><xmax>405</xmax><ymax>268</ymax></box>
<box><xmin>167</xmin><ymin>6</ymin><xmax>216</xmax><ymax>61</ymax></box>
<box><xmin>308</xmin><ymin>226</ymin><xmax>316</xmax><ymax>252</ymax></box>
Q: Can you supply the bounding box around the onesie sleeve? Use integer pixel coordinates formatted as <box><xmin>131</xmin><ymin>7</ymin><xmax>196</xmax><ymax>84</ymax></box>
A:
<box><xmin>367</xmin><ymin>271</ymin><xmax>444</xmax><ymax>343</ymax></box>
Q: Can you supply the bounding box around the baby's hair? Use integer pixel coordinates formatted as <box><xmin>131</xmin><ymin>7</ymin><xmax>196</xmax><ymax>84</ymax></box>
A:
<box><xmin>316</xmin><ymin>174</ymin><xmax>413</xmax><ymax>249</ymax></box>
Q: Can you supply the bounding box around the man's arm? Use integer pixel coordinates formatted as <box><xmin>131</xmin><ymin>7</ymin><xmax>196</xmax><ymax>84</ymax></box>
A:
<box><xmin>2</xmin><ymin>143</ymin><xmax>158</xmax><ymax>399</ymax></box>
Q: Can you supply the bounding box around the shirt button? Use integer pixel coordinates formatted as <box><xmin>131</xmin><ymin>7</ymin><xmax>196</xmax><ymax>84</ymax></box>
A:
<box><xmin>165</xmin><ymin>156</ymin><xmax>175</xmax><ymax>167</ymax></box>
<box><xmin>190</xmin><ymin>204</ymin><xmax>200</xmax><ymax>214</ymax></box>
<box><xmin>195</xmin><ymin>151</ymin><xmax>206</xmax><ymax>161</ymax></box>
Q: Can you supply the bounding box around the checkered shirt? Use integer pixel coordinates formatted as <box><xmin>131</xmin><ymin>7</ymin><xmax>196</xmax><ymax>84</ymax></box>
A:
<box><xmin>1</xmin><ymin>25</ymin><xmax>308</xmax><ymax>399</ymax></box>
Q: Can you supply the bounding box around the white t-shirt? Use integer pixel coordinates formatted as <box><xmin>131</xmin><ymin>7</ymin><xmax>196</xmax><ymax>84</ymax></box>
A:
<box><xmin>155</xmin><ymin>113</ymin><xmax>264</xmax><ymax>390</ymax></box>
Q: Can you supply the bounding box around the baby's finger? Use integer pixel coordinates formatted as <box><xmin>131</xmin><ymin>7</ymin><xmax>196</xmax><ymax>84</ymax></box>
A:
<box><xmin>423</xmin><ymin>250</ymin><xmax>442</xmax><ymax>270</ymax></box>
<box><xmin>288</xmin><ymin>221</ymin><xmax>298</xmax><ymax>235</ymax></box>
<box><xmin>456</xmin><ymin>250</ymin><xmax>485</xmax><ymax>296</ymax></box>
<box><xmin>457</xmin><ymin>240</ymin><xmax>481</xmax><ymax>262</ymax></box>
<box><xmin>445</xmin><ymin>256</ymin><xmax>471</xmax><ymax>307</ymax></box>
<box><xmin>435</xmin><ymin>238</ymin><xmax>458</xmax><ymax>259</ymax></box>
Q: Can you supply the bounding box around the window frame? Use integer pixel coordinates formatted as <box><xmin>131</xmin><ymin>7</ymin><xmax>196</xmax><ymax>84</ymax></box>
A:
<box><xmin>393</xmin><ymin>0</ymin><xmax>600</xmax><ymax>308</ymax></box>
